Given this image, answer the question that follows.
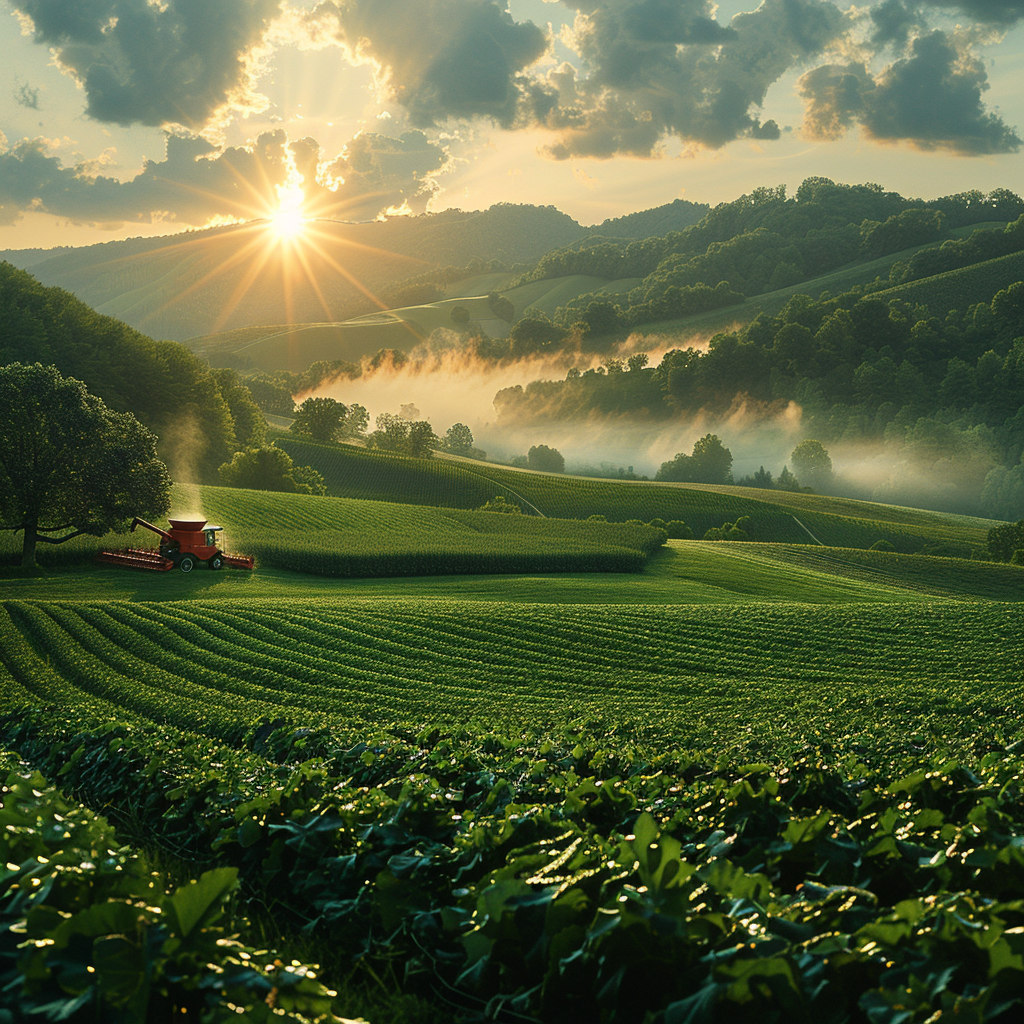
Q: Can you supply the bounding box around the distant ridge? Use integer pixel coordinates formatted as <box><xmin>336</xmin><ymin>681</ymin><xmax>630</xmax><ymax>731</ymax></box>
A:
<box><xmin>2</xmin><ymin>205</ymin><xmax>587</xmax><ymax>341</ymax></box>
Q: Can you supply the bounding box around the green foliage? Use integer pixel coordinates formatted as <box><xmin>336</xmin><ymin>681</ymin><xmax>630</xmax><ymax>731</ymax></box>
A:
<box><xmin>790</xmin><ymin>440</ymin><xmax>833</xmax><ymax>493</ymax></box>
<box><xmin>0</xmin><ymin>264</ymin><xmax>240</xmax><ymax>479</ymax></box>
<box><xmin>267</xmin><ymin>441</ymin><xmax>993</xmax><ymax>553</ymax></box>
<box><xmin>0</xmin><ymin>757</ymin><xmax>342</xmax><ymax>1022</ymax></box>
<box><xmin>664</xmin><ymin>519</ymin><xmax>693</xmax><ymax>539</ymax></box>
<box><xmin>870</xmin><ymin>539</ymin><xmax>896</xmax><ymax>551</ymax></box>
<box><xmin>703</xmin><ymin>516</ymin><xmax>752</xmax><ymax>541</ymax></box>
<box><xmin>217</xmin><ymin>445</ymin><xmax>317</xmax><ymax>494</ymax></box>
<box><xmin>528</xmin><ymin>444</ymin><xmax>565</xmax><ymax>473</ymax></box>
<box><xmin>211</xmin><ymin>368</ymin><xmax>267</xmax><ymax>448</ymax></box>
<box><xmin>486</xmin><ymin>291</ymin><xmax>515</xmax><ymax>322</ymax></box>
<box><xmin>365</xmin><ymin>414</ymin><xmax>438</xmax><ymax>458</ymax></box>
<box><xmin>656</xmin><ymin>434</ymin><xmax>733</xmax><ymax>484</ymax></box>
<box><xmin>987</xmin><ymin>520</ymin><xmax>1024</xmax><ymax>562</ymax></box>
<box><xmin>3</xmin><ymin>595</ymin><xmax>1024</xmax><ymax>1024</ymax></box>
<box><xmin>291</xmin><ymin>397</ymin><xmax>347</xmax><ymax>443</ymax></box>
<box><xmin>474</xmin><ymin>495</ymin><xmax>523</xmax><ymax>514</ymax></box>
<box><xmin>0</xmin><ymin>363</ymin><xmax>170</xmax><ymax>567</ymax></box>
<box><xmin>440</xmin><ymin>422</ymin><xmax>476</xmax><ymax>456</ymax></box>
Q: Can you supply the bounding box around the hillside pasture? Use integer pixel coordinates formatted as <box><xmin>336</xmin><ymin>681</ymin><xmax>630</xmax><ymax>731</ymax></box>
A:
<box><xmin>276</xmin><ymin>440</ymin><xmax>996</xmax><ymax>552</ymax></box>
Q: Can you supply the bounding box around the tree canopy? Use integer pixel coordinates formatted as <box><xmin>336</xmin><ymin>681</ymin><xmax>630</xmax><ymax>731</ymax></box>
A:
<box><xmin>528</xmin><ymin>444</ymin><xmax>565</xmax><ymax>473</ymax></box>
<box><xmin>217</xmin><ymin>445</ymin><xmax>324</xmax><ymax>494</ymax></box>
<box><xmin>656</xmin><ymin>434</ymin><xmax>733</xmax><ymax>484</ymax></box>
<box><xmin>0</xmin><ymin>363</ymin><xmax>171</xmax><ymax>566</ymax></box>
<box><xmin>290</xmin><ymin>396</ymin><xmax>348</xmax><ymax>443</ymax></box>
<box><xmin>790</xmin><ymin>440</ymin><xmax>833</xmax><ymax>492</ymax></box>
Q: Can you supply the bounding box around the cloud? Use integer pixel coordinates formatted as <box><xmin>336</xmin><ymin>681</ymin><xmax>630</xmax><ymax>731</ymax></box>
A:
<box><xmin>0</xmin><ymin>128</ymin><xmax>449</xmax><ymax>227</ymax></box>
<box><xmin>316</xmin><ymin>130</ymin><xmax>449</xmax><ymax>220</ymax></box>
<box><xmin>540</xmin><ymin>0</ymin><xmax>845</xmax><ymax>157</ymax></box>
<box><xmin>869</xmin><ymin>0</ymin><xmax>923</xmax><ymax>46</ymax></box>
<box><xmin>14</xmin><ymin>83</ymin><xmax>41</xmax><ymax>110</ymax></box>
<box><xmin>300</xmin><ymin>0</ymin><xmax>549</xmax><ymax>127</ymax></box>
<box><xmin>800</xmin><ymin>30</ymin><xmax>1021</xmax><ymax>154</ymax></box>
<box><xmin>11</xmin><ymin>0</ymin><xmax>281</xmax><ymax>129</ymax></box>
<box><xmin>921</xmin><ymin>1</ymin><xmax>1024</xmax><ymax>26</ymax></box>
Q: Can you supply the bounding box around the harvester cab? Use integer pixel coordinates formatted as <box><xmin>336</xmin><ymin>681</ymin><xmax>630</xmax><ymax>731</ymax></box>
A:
<box><xmin>98</xmin><ymin>517</ymin><xmax>255</xmax><ymax>573</ymax></box>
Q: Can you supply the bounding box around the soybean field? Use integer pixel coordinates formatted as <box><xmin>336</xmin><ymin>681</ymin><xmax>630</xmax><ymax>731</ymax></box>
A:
<box><xmin>1</xmin><ymin>481</ymin><xmax>1022</xmax><ymax>1024</ymax></box>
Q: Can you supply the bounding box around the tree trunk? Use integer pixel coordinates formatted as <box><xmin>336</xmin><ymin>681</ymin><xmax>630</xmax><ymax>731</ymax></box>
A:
<box><xmin>21</xmin><ymin>521</ymin><xmax>38</xmax><ymax>568</ymax></box>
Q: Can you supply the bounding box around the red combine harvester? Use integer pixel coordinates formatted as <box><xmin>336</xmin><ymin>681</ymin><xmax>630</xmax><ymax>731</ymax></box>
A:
<box><xmin>98</xmin><ymin>517</ymin><xmax>255</xmax><ymax>573</ymax></box>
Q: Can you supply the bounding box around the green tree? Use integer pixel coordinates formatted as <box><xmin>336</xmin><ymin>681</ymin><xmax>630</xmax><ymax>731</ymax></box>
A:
<box><xmin>450</xmin><ymin>305</ymin><xmax>471</xmax><ymax>326</ymax></box>
<box><xmin>211</xmin><ymin>368</ymin><xmax>266</xmax><ymax>449</ymax></box>
<box><xmin>0</xmin><ymin>363</ymin><xmax>171</xmax><ymax>567</ymax></box>
<box><xmin>987</xmin><ymin>520</ymin><xmax>1024</xmax><ymax>562</ymax></box>
<box><xmin>487</xmin><ymin>292</ymin><xmax>515</xmax><ymax>323</ymax></box>
<box><xmin>690</xmin><ymin>434</ymin><xmax>733</xmax><ymax>483</ymax></box>
<box><xmin>776</xmin><ymin>466</ymin><xmax>801</xmax><ymax>491</ymax></box>
<box><xmin>790</xmin><ymin>440</ymin><xmax>833</xmax><ymax>492</ymax></box>
<box><xmin>528</xmin><ymin>444</ymin><xmax>565</xmax><ymax>473</ymax></box>
<box><xmin>290</xmin><ymin>396</ymin><xmax>347</xmax><ymax>443</ymax></box>
<box><xmin>343</xmin><ymin>403</ymin><xmax>369</xmax><ymax>438</ymax></box>
<box><xmin>408</xmin><ymin>421</ymin><xmax>439</xmax><ymax>458</ymax></box>
<box><xmin>442</xmin><ymin>423</ymin><xmax>476</xmax><ymax>456</ymax></box>
<box><xmin>217</xmin><ymin>445</ymin><xmax>314</xmax><ymax>493</ymax></box>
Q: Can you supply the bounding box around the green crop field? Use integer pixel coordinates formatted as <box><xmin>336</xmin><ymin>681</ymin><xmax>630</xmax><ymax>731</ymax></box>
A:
<box><xmin>0</xmin><ymin>484</ymin><xmax>664</xmax><ymax>577</ymax></box>
<box><xmin>2</xmin><ymin>478</ymin><xmax>1021</xmax><ymax>1023</ymax></box>
<box><xmin>277</xmin><ymin>439</ymin><xmax>997</xmax><ymax>553</ymax></box>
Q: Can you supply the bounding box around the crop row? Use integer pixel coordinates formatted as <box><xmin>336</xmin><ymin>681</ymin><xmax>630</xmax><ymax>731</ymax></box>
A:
<box><xmin>3</xmin><ymin>599</ymin><xmax>1022</xmax><ymax>755</ymax></box>
<box><xmin>7</xmin><ymin>690</ymin><xmax>1024</xmax><ymax>1023</ymax></box>
<box><xmin>0</xmin><ymin>751</ymin><xmax>343</xmax><ymax>1022</ymax></box>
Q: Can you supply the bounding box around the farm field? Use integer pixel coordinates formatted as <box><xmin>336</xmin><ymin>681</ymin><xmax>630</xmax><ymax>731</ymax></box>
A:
<box><xmin>2</xmin><ymin>478</ymin><xmax>1021</xmax><ymax>1023</ymax></box>
<box><xmin>276</xmin><ymin>438</ymin><xmax>997</xmax><ymax>553</ymax></box>
<box><xmin>3</xmin><ymin>586</ymin><xmax>1024</xmax><ymax>1021</ymax></box>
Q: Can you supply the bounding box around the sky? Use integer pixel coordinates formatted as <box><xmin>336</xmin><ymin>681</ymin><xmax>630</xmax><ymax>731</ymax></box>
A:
<box><xmin>1</xmin><ymin>0</ymin><xmax>1022</xmax><ymax>251</ymax></box>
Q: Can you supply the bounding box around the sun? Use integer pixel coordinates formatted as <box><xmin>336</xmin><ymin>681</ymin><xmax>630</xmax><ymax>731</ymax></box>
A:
<box><xmin>271</xmin><ymin>203</ymin><xmax>306</xmax><ymax>240</ymax></box>
<box><xmin>268</xmin><ymin>180</ymin><xmax>307</xmax><ymax>242</ymax></box>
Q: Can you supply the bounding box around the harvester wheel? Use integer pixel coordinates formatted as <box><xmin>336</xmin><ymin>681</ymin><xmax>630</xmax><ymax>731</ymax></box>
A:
<box><xmin>209</xmin><ymin>555</ymin><xmax>224</xmax><ymax>570</ymax></box>
<box><xmin>179</xmin><ymin>555</ymin><xmax>195</xmax><ymax>573</ymax></box>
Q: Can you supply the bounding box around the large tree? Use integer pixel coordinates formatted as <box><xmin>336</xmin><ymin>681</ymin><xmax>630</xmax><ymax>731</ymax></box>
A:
<box><xmin>218</xmin><ymin>445</ymin><xmax>322</xmax><ymax>494</ymax></box>
<box><xmin>0</xmin><ymin>363</ymin><xmax>171</xmax><ymax>567</ymax></box>
<box><xmin>528</xmin><ymin>444</ymin><xmax>565</xmax><ymax>473</ymax></box>
<box><xmin>790</xmin><ymin>439</ymin><xmax>834</xmax><ymax>492</ymax></box>
<box><xmin>656</xmin><ymin>434</ymin><xmax>733</xmax><ymax>484</ymax></box>
<box><xmin>290</xmin><ymin>396</ymin><xmax>347</xmax><ymax>443</ymax></box>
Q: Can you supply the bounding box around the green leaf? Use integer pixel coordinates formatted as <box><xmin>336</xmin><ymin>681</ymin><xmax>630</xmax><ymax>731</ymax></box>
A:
<box><xmin>166</xmin><ymin>867</ymin><xmax>238</xmax><ymax>940</ymax></box>
<box><xmin>237</xmin><ymin>817</ymin><xmax>262</xmax><ymax>848</ymax></box>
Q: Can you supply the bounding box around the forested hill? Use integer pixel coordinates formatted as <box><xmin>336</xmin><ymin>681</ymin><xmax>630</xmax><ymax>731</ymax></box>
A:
<box><xmin>0</xmin><ymin>262</ymin><xmax>263</xmax><ymax>479</ymax></box>
<box><xmin>512</xmin><ymin>182</ymin><xmax>1024</xmax><ymax>335</ymax></box>
<box><xmin>590</xmin><ymin>198</ymin><xmax>710</xmax><ymax>239</ymax></box>
<box><xmin>2</xmin><ymin>204</ymin><xmax>588</xmax><ymax>341</ymax></box>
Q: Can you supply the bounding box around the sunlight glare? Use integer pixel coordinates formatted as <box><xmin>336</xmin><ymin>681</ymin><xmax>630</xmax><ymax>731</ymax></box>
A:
<box><xmin>269</xmin><ymin>180</ymin><xmax>306</xmax><ymax>242</ymax></box>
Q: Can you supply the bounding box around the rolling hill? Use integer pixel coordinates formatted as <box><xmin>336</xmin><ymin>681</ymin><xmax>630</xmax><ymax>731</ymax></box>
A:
<box><xmin>274</xmin><ymin>438</ymin><xmax>998</xmax><ymax>554</ymax></box>
<box><xmin>4</xmin><ymin>205</ymin><xmax>588</xmax><ymax>341</ymax></box>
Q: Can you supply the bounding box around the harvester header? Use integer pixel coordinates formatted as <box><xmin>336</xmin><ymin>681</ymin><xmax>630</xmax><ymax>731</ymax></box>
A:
<box><xmin>98</xmin><ymin>516</ymin><xmax>254</xmax><ymax>573</ymax></box>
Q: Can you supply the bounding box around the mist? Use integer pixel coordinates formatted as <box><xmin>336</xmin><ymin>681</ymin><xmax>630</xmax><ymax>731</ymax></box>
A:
<box><xmin>305</xmin><ymin>330</ymin><xmax>806</xmax><ymax>478</ymax></box>
<box><xmin>303</xmin><ymin>329</ymin><xmax>1004</xmax><ymax>515</ymax></box>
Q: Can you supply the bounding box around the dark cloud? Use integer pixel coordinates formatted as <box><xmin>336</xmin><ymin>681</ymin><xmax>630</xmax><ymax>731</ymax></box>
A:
<box><xmin>542</xmin><ymin>0</ymin><xmax>845</xmax><ymax>157</ymax></box>
<box><xmin>316</xmin><ymin>131</ymin><xmax>448</xmax><ymax>219</ymax></box>
<box><xmin>0</xmin><ymin>129</ymin><xmax>449</xmax><ymax>227</ymax></box>
<box><xmin>306</xmin><ymin>0</ymin><xmax>549</xmax><ymax>128</ymax></box>
<box><xmin>799</xmin><ymin>31</ymin><xmax>1021</xmax><ymax>154</ymax></box>
<box><xmin>12</xmin><ymin>0</ymin><xmax>280</xmax><ymax>128</ymax></box>
<box><xmin>870</xmin><ymin>0</ymin><xmax>922</xmax><ymax>46</ymax></box>
<box><xmin>921</xmin><ymin>1</ymin><xmax>1024</xmax><ymax>25</ymax></box>
<box><xmin>15</xmin><ymin>83</ymin><xmax>41</xmax><ymax>110</ymax></box>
